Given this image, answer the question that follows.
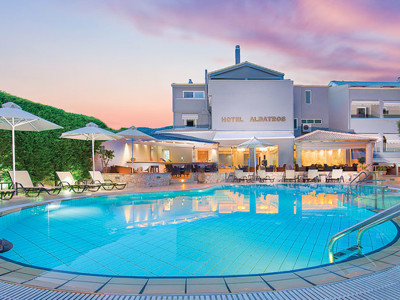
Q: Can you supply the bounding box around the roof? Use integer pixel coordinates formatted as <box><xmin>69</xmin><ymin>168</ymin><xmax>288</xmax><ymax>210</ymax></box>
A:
<box><xmin>209</xmin><ymin>61</ymin><xmax>285</xmax><ymax>80</ymax></box>
<box><xmin>329</xmin><ymin>81</ymin><xmax>400</xmax><ymax>88</ymax></box>
<box><xmin>295</xmin><ymin>130</ymin><xmax>378</xmax><ymax>142</ymax></box>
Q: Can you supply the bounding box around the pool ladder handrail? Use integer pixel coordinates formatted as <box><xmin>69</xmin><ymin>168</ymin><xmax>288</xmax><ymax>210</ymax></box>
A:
<box><xmin>350</xmin><ymin>171</ymin><xmax>380</xmax><ymax>185</ymax></box>
<box><xmin>328</xmin><ymin>199</ymin><xmax>400</xmax><ymax>263</ymax></box>
<box><xmin>349</xmin><ymin>171</ymin><xmax>368</xmax><ymax>185</ymax></box>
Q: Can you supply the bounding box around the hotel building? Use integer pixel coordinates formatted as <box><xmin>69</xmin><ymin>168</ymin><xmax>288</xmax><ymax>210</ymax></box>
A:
<box><xmin>161</xmin><ymin>46</ymin><xmax>400</xmax><ymax>169</ymax></box>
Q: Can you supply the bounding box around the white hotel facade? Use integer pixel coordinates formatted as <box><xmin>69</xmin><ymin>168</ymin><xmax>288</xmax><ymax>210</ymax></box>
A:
<box><xmin>161</xmin><ymin>46</ymin><xmax>400</xmax><ymax>169</ymax></box>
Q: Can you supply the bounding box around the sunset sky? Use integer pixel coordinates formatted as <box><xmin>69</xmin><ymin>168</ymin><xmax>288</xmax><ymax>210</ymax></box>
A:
<box><xmin>1</xmin><ymin>0</ymin><xmax>399</xmax><ymax>129</ymax></box>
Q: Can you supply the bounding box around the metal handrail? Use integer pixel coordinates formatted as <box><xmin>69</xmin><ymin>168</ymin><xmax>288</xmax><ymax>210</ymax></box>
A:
<box><xmin>356</xmin><ymin>209</ymin><xmax>400</xmax><ymax>250</ymax></box>
<box><xmin>357</xmin><ymin>171</ymin><xmax>377</xmax><ymax>184</ymax></box>
<box><xmin>350</xmin><ymin>171</ymin><xmax>367</xmax><ymax>185</ymax></box>
<box><xmin>328</xmin><ymin>201</ymin><xmax>400</xmax><ymax>263</ymax></box>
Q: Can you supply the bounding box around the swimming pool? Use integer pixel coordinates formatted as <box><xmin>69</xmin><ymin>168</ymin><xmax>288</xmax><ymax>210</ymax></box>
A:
<box><xmin>0</xmin><ymin>184</ymin><xmax>398</xmax><ymax>277</ymax></box>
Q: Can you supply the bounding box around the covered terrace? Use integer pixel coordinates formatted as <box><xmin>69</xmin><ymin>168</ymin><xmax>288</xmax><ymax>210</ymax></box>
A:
<box><xmin>295</xmin><ymin>130</ymin><xmax>377</xmax><ymax>170</ymax></box>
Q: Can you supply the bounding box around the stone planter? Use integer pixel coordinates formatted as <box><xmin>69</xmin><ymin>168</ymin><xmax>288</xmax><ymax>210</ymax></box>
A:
<box><xmin>197</xmin><ymin>172</ymin><xmax>206</xmax><ymax>183</ymax></box>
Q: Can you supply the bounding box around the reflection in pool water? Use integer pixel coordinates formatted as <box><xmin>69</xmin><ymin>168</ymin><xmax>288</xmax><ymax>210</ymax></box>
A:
<box><xmin>0</xmin><ymin>184</ymin><xmax>398</xmax><ymax>277</ymax></box>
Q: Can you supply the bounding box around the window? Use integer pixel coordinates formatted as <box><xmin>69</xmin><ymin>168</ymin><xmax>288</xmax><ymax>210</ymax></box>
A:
<box><xmin>301</xmin><ymin>119</ymin><xmax>322</xmax><ymax>124</ymax></box>
<box><xmin>294</xmin><ymin>118</ymin><xmax>298</xmax><ymax>130</ymax></box>
<box><xmin>305</xmin><ymin>90</ymin><xmax>312</xmax><ymax>104</ymax></box>
<box><xmin>185</xmin><ymin>119</ymin><xmax>195</xmax><ymax>127</ymax></box>
<box><xmin>162</xmin><ymin>149</ymin><xmax>170</xmax><ymax>160</ymax></box>
<box><xmin>357</xmin><ymin>107</ymin><xmax>367</xmax><ymax>118</ymax></box>
<box><xmin>183</xmin><ymin>91</ymin><xmax>204</xmax><ymax>99</ymax></box>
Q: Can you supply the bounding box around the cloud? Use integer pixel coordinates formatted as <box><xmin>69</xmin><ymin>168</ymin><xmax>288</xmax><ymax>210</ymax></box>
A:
<box><xmin>96</xmin><ymin>0</ymin><xmax>400</xmax><ymax>81</ymax></box>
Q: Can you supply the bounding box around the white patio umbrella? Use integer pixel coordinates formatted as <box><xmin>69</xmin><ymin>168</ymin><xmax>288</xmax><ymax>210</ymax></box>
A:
<box><xmin>118</xmin><ymin>126</ymin><xmax>155</xmax><ymax>164</ymax></box>
<box><xmin>237</xmin><ymin>137</ymin><xmax>275</xmax><ymax>179</ymax></box>
<box><xmin>0</xmin><ymin>102</ymin><xmax>63</xmax><ymax>183</ymax></box>
<box><xmin>61</xmin><ymin>122</ymin><xmax>122</xmax><ymax>178</ymax></box>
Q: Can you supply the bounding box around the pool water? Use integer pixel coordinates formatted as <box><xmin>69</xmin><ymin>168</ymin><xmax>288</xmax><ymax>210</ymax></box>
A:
<box><xmin>0</xmin><ymin>184</ymin><xmax>398</xmax><ymax>277</ymax></box>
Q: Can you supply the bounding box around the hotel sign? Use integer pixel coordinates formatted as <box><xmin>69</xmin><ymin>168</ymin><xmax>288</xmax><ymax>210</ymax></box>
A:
<box><xmin>221</xmin><ymin>116</ymin><xmax>286</xmax><ymax>123</ymax></box>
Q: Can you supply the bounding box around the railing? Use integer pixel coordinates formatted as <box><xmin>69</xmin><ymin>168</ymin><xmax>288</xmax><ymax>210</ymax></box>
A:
<box><xmin>357</xmin><ymin>171</ymin><xmax>380</xmax><ymax>184</ymax></box>
<box><xmin>356</xmin><ymin>208</ymin><xmax>400</xmax><ymax>250</ymax></box>
<box><xmin>328</xmin><ymin>197</ymin><xmax>400</xmax><ymax>263</ymax></box>
<box><xmin>350</xmin><ymin>171</ymin><xmax>368</xmax><ymax>185</ymax></box>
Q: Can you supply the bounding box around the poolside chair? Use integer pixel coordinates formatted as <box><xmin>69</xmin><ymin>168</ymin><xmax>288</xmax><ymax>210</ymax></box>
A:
<box><xmin>233</xmin><ymin>170</ymin><xmax>247</xmax><ymax>182</ymax></box>
<box><xmin>303</xmin><ymin>169</ymin><xmax>320</xmax><ymax>182</ymax></box>
<box><xmin>326</xmin><ymin>169</ymin><xmax>344</xmax><ymax>183</ymax></box>
<box><xmin>8</xmin><ymin>171</ymin><xmax>61</xmax><ymax>197</ymax></box>
<box><xmin>89</xmin><ymin>171</ymin><xmax>126</xmax><ymax>190</ymax></box>
<box><xmin>0</xmin><ymin>183</ymin><xmax>15</xmax><ymax>201</ymax></box>
<box><xmin>257</xmin><ymin>170</ymin><xmax>274</xmax><ymax>183</ymax></box>
<box><xmin>56</xmin><ymin>172</ymin><xmax>101</xmax><ymax>193</ymax></box>
<box><xmin>283</xmin><ymin>170</ymin><xmax>297</xmax><ymax>182</ymax></box>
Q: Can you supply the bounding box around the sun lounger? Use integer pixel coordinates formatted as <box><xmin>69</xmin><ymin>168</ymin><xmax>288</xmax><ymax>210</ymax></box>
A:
<box><xmin>233</xmin><ymin>170</ymin><xmax>247</xmax><ymax>182</ymax></box>
<box><xmin>8</xmin><ymin>171</ymin><xmax>61</xmax><ymax>197</ymax></box>
<box><xmin>326</xmin><ymin>169</ymin><xmax>344</xmax><ymax>183</ymax></box>
<box><xmin>283</xmin><ymin>170</ymin><xmax>297</xmax><ymax>182</ymax></box>
<box><xmin>257</xmin><ymin>170</ymin><xmax>274</xmax><ymax>183</ymax></box>
<box><xmin>303</xmin><ymin>169</ymin><xmax>320</xmax><ymax>182</ymax></box>
<box><xmin>89</xmin><ymin>171</ymin><xmax>127</xmax><ymax>190</ymax></box>
<box><xmin>56</xmin><ymin>172</ymin><xmax>101</xmax><ymax>193</ymax></box>
<box><xmin>0</xmin><ymin>182</ymin><xmax>15</xmax><ymax>200</ymax></box>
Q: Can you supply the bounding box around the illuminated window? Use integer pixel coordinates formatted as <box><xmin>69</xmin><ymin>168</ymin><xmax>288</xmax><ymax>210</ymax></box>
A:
<box><xmin>162</xmin><ymin>149</ymin><xmax>170</xmax><ymax>160</ymax></box>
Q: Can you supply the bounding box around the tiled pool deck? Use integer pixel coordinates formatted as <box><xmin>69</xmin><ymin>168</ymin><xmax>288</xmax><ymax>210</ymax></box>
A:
<box><xmin>0</xmin><ymin>183</ymin><xmax>400</xmax><ymax>298</ymax></box>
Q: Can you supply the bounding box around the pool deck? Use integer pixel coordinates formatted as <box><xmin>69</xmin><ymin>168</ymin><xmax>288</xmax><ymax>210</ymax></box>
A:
<box><xmin>1</xmin><ymin>182</ymin><xmax>400</xmax><ymax>299</ymax></box>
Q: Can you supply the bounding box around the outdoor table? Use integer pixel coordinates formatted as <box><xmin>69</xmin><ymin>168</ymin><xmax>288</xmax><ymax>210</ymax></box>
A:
<box><xmin>319</xmin><ymin>174</ymin><xmax>328</xmax><ymax>183</ymax></box>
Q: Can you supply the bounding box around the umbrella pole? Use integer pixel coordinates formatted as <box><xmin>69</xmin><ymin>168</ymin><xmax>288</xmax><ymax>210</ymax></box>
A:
<box><xmin>131</xmin><ymin>138</ymin><xmax>134</xmax><ymax>173</ymax></box>
<box><xmin>92</xmin><ymin>135</ymin><xmax>95</xmax><ymax>182</ymax></box>
<box><xmin>254</xmin><ymin>147</ymin><xmax>257</xmax><ymax>181</ymax></box>
<box><xmin>12</xmin><ymin>121</ymin><xmax>16</xmax><ymax>185</ymax></box>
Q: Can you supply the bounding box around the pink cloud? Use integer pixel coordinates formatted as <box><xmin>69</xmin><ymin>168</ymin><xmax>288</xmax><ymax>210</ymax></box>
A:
<box><xmin>96</xmin><ymin>0</ymin><xmax>400</xmax><ymax>81</ymax></box>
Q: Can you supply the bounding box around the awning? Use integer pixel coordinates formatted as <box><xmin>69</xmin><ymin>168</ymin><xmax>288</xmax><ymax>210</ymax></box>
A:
<box><xmin>385</xmin><ymin>134</ymin><xmax>400</xmax><ymax>144</ymax></box>
<box><xmin>213</xmin><ymin>131</ymin><xmax>294</xmax><ymax>141</ymax></box>
<box><xmin>383</xmin><ymin>102</ymin><xmax>400</xmax><ymax>107</ymax></box>
<box><xmin>182</xmin><ymin>114</ymin><xmax>198</xmax><ymax>120</ymax></box>
<box><xmin>351</xmin><ymin>100</ymin><xmax>380</xmax><ymax>106</ymax></box>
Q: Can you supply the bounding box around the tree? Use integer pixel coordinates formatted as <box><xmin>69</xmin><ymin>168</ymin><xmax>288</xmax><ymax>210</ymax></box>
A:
<box><xmin>98</xmin><ymin>149</ymin><xmax>115</xmax><ymax>171</ymax></box>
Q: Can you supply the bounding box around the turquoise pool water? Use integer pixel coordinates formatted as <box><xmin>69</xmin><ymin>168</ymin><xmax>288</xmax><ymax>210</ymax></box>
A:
<box><xmin>0</xmin><ymin>184</ymin><xmax>398</xmax><ymax>277</ymax></box>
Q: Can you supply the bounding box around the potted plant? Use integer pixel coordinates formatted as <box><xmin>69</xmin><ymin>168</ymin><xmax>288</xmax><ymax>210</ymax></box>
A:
<box><xmin>357</xmin><ymin>157</ymin><xmax>365</xmax><ymax>172</ymax></box>
<box><xmin>197</xmin><ymin>169</ymin><xmax>206</xmax><ymax>183</ymax></box>
<box><xmin>376</xmin><ymin>166</ymin><xmax>387</xmax><ymax>176</ymax></box>
<box><xmin>262</xmin><ymin>159</ymin><xmax>268</xmax><ymax>171</ymax></box>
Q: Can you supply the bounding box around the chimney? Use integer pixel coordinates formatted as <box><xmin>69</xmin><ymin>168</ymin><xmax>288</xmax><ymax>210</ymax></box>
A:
<box><xmin>235</xmin><ymin>45</ymin><xmax>240</xmax><ymax>64</ymax></box>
